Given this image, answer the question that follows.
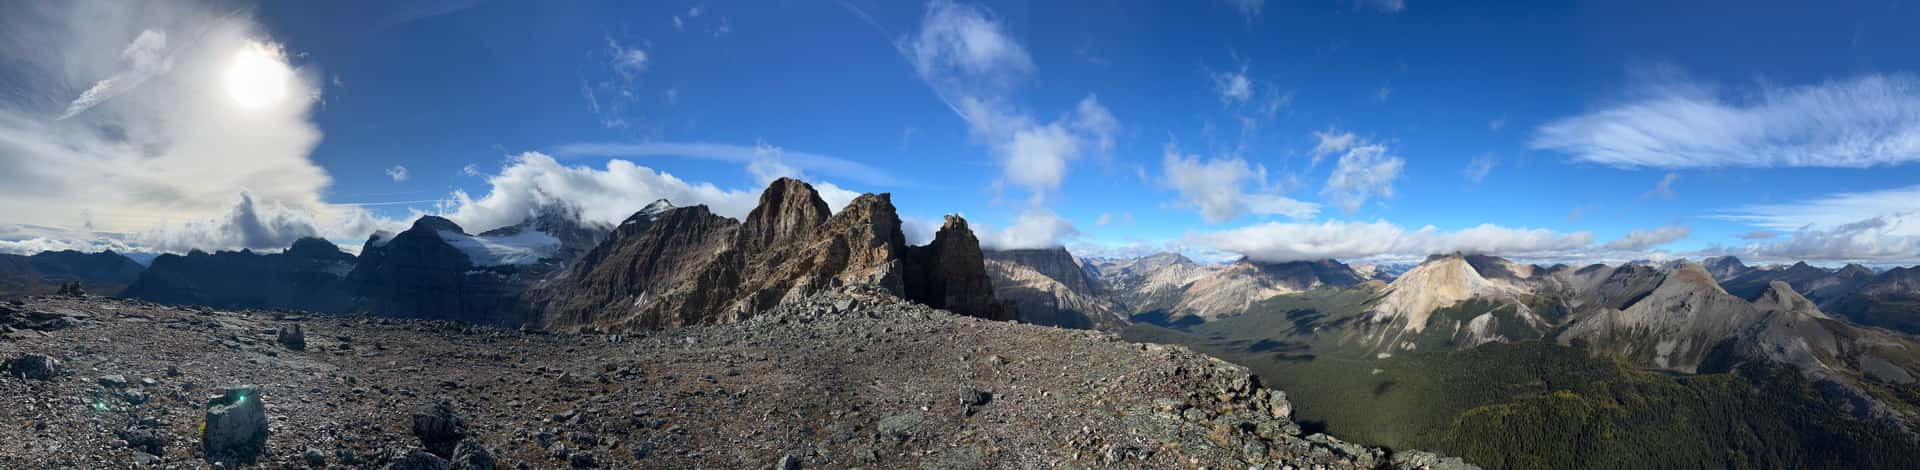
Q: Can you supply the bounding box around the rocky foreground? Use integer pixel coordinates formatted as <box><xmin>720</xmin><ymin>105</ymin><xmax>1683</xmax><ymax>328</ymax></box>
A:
<box><xmin>0</xmin><ymin>292</ymin><xmax>1473</xmax><ymax>469</ymax></box>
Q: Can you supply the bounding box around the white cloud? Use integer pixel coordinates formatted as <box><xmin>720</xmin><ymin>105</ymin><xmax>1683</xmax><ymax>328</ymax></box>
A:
<box><xmin>1488</xmin><ymin>117</ymin><xmax>1507</xmax><ymax>131</ymax></box>
<box><xmin>1641</xmin><ymin>172</ymin><xmax>1678</xmax><ymax>200</ymax></box>
<box><xmin>461</xmin><ymin>163</ymin><xmax>481</xmax><ymax>176</ymax></box>
<box><xmin>978</xmin><ymin>209</ymin><xmax>1080</xmax><ymax>250</ymax></box>
<box><xmin>672</xmin><ymin>16</ymin><xmax>684</xmax><ymax>31</ymax></box>
<box><xmin>904</xmin><ymin>0</ymin><xmax>1034</xmax><ymax>90</ymax></box>
<box><xmin>0</xmin><ymin>1</ymin><xmax>343</xmax><ymax>252</ymax></box>
<box><xmin>437</xmin><ymin>152</ymin><xmax>762</xmax><ymax>232</ymax></box>
<box><xmin>1223</xmin><ymin>0</ymin><xmax>1264</xmax><ymax>18</ymax></box>
<box><xmin>1701</xmin><ymin>213</ymin><xmax>1920</xmax><ymax>263</ymax></box>
<box><xmin>1375</xmin><ymin>85</ymin><xmax>1393</xmax><ymax>102</ymax></box>
<box><xmin>1603</xmin><ymin>225</ymin><xmax>1692</xmax><ymax>250</ymax></box>
<box><xmin>900</xmin><ymin>216</ymin><xmax>939</xmax><ymax>246</ymax></box>
<box><xmin>133</xmin><ymin>192</ymin><xmax>321</xmax><ymax>253</ymax></box>
<box><xmin>1462</xmin><ymin>153</ymin><xmax>1497</xmax><ymax>183</ymax></box>
<box><xmin>1190</xmin><ymin>220</ymin><xmax>1595</xmax><ymax>263</ymax></box>
<box><xmin>1738</xmin><ymin>231</ymin><xmax>1777</xmax><ymax>240</ymax></box>
<box><xmin>386</xmin><ymin>165</ymin><xmax>410</xmax><ymax>182</ymax></box>
<box><xmin>1318</xmin><ymin>132</ymin><xmax>1406</xmax><ymax>212</ymax></box>
<box><xmin>1719</xmin><ymin>184</ymin><xmax>1920</xmax><ymax>236</ymax></box>
<box><xmin>1532</xmin><ymin>73</ymin><xmax>1920</xmax><ymax>169</ymax></box>
<box><xmin>1309</xmin><ymin>129</ymin><xmax>1357</xmax><ymax>166</ymax></box>
<box><xmin>552</xmin><ymin>141</ymin><xmax>904</xmax><ymax>187</ymax></box>
<box><xmin>899</xmin><ymin>0</ymin><xmax>1115</xmax><ymax>202</ymax></box>
<box><xmin>1214</xmin><ymin>67</ymin><xmax>1253</xmax><ymax>104</ymax></box>
<box><xmin>1095</xmin><ymin>213</ymin><xmax>1112</xmax><ymax>226</ymax></box>
<box><xmin>1161</xmin><ymin>142</ymin><xmax>1318</xmax><ymax>222</ymax></box>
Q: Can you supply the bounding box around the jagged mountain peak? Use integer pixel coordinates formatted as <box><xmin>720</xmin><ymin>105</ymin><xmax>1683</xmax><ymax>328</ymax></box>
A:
<box><xmin>737</xmin><ymin>177</ymin><xmax>833</xmax><ymax>251</ymax></box>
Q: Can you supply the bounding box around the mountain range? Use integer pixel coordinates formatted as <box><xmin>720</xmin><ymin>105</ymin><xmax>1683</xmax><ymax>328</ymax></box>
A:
<box><xmin>4</xmin><ymin>177</ymin><xmax>1920</xmax><ymax>467</ymax></box>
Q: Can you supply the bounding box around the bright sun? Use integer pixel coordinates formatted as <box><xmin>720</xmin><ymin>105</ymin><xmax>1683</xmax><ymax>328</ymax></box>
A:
<box><xmin>225</xmin><ymin>41</ymin><xmax>290</xmax><ymax>109</ymax></box>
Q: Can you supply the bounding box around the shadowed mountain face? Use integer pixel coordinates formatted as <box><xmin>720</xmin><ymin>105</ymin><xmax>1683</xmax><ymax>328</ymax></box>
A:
<box><xmin>0</xmin><ymin>250</ymin><xmax>144</xmax><ymax>298</ymax></box>
<box><xmin>984</xmin><ymin>247</ymin><xmax>1122</xmax><ymax>329</ymax></box>
<box><xmin>532</xmin><ymin>178</ymin><xmax>1001</xmax><ymax>332</ymax></box>
<box><xmin>122</xmin><ymin>238</ymin><xmax>356</xmax><ymax>313</ymax></box>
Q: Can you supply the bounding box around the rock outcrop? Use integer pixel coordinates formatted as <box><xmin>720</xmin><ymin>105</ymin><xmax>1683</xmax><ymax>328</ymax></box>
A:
<box><xmin>904</xmin><ymin>216</ymin><xmax>1002</xmax><ymax>320</ymax></box>
<box><xmin>535</xmin><ymin>178</ymin><xmax>1001</xmax><ymax>331</ymax></box>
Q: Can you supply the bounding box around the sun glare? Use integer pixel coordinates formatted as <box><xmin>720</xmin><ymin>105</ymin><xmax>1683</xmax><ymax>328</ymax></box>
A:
<box><xmin>225</xmin><ymin>41</ymin><xmax>290</xmax><ymax>109</ymax></box>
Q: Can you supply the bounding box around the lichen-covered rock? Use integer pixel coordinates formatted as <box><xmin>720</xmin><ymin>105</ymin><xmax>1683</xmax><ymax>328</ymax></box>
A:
<box><xmin>202</xmin><ymin>385</ymin><xmax>268</xmax><ymax>465</ymax></box>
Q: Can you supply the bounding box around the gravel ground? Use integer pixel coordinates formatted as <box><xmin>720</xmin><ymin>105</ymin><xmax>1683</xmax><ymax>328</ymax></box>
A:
<box><xmin>0</xmin><ymin>291</ymin><xmax>1474</xmax><ymax>469</ymax></box>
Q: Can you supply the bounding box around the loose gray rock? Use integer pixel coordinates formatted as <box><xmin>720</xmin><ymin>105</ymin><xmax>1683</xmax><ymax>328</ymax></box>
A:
<box><xmin>385</xmin><ymin>448</ymin><xmax>452</xmax><ymax>470</ymax></box>
<box><xmin>279</xmin><ymin>323</ymin><xmax>306</xmax><ymax>351</ymax></box>
<box><xmin>450</xmin><ymin>439</ymin><xmax>496</xmax><ymax>470</ymax></box>
<box><xmin>776</xmin><ymin>454</ymin><xmax>803</xmax><ymax>470</ymax></box>
<box><xmin>5</xmin><ymin>354</ymin><xmax>60</xmax><ymax>380</ymax></box>
<box><xmin>201</xmin><ymin>385</ymin><xmax>268</xmax><ymax>465</ymax></box>
<box><xmin>302</xmin><ymin>447</ymin><xmax>327</xmax><ymax>467</ymax></box>
<box><xmin>98</xmin><ymin>374</ymin><xmax>128</xmax><ymax>388</ymax></box>
<box><xmin>117</xmin><ymin>428</ymin><xmax>166</xmax><ymax>456</ymax></box>
<box><xmin>412</xmin><ymin>400</ymin><xmax>468</xmax><ymax>457</ymax></box>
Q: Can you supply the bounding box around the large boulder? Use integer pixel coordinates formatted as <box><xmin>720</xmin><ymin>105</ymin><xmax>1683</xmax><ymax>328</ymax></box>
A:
<box><xmin>451</xmin><ymin>439</ymin><xmax>496</xmax><ymax>470</ymax></box>
<box><xmin>278</xmin><ymin>323</ymin><xmax>306</xmax><ymax>351</ymax></box>
<box><xmin>411</xmin><ymin>400</ymin><xmax>469</xmax><ymax>457</ymax></box>
<box><xmin>5</xmin><ymin>353</ymin><xmax>60</xmax><ymax>380</ymax></box>
<box><xmin>202</xmin><ymin>386</ymin><xmax>268</xmax><ymax>465</ymax></box>
<box><xmin>385</xmin><ymin>448</ymin><xmax>452</xmax><ymax>470</ymax></box>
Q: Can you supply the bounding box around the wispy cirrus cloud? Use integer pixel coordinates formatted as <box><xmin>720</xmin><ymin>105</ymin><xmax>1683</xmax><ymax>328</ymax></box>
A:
<box><xmin>1717</xmin><ymin>184</ymin><xmax>1920</xmax><ymax>235</ymax></box>
<box><xmin>550</xmin><ymin>141</ymin><xmax>905</xmax><ymax>187</ymax></box>
<box><xmin>1708</xmin><ymin>184</ymin><xmax>1920</xmax><ymax>262</ymax></box>
<box><xmin>1533</xmin><ymin>73</ymin><xmax>1920</xmax><ymax>169</ymax></box>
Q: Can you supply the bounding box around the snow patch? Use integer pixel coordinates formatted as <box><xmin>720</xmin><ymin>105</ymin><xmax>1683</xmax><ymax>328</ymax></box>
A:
<box><xmin>437</xmin><ymin>229</ymin><xmax>559</xmax><ymax>266</ymax></box>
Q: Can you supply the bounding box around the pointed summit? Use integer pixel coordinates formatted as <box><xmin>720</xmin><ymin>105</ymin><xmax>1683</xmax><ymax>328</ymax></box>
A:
<box><xmin>737</xmin><ymin>177</ymin><xmax>831</xmax><ymax>251</ymax></box>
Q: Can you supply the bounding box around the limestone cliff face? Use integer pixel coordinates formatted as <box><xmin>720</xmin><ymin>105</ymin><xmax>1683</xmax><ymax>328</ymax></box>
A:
<box><xmin>905</xmin><ymin>216</ymin><xmax>1002</xmax><ymax>321</ymax></box>
<box><xmin>984</xmin><ymin>246</ymin><xmax>1120</xmax><ymax>328</ymax></box>
<box><xmin>537</xmin><ymin>178</ymin><xmax>1000</xmax><ymax>331</ymax></box>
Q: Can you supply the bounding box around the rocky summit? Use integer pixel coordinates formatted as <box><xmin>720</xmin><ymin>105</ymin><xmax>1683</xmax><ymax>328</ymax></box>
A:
<box><xmin>533</xmin><ymin>178</ymin><xmax>1002</xmax><ymax>332</ymax></box>
<box><xmin>0</xmin><ymin>293</ymin><xmax>1472</xmax><ymax>469</ymax></box>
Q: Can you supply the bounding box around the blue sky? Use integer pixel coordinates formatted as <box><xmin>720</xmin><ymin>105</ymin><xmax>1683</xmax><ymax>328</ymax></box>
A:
<box><xmin>3</xmin><ymin>0</ymin><xmax>1918</xmax><ymax>264</ymax></box>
